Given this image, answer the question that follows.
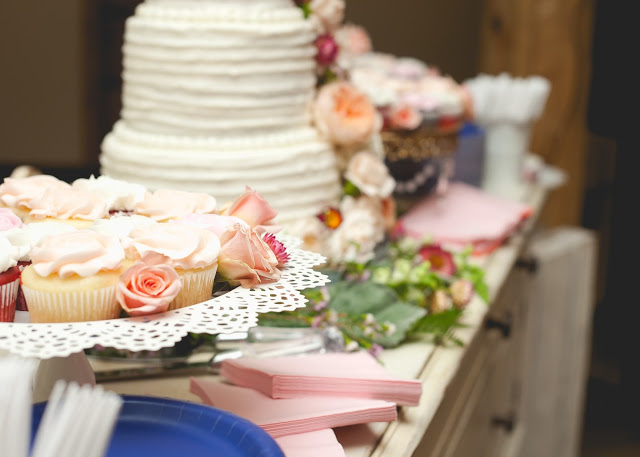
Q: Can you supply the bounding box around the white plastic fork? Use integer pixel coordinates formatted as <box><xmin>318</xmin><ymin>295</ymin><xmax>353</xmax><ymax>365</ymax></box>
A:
<box><xmin>30</xmin><ymin>380</ymin><xmax>123</xmax><ymax>457</ymax></box>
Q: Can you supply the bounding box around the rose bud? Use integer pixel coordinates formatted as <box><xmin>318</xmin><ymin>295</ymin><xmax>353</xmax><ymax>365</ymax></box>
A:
<box><xmin>315</xmin><ymin>33</ymin><xmax>340</xmax><ymax>66</ymax></box>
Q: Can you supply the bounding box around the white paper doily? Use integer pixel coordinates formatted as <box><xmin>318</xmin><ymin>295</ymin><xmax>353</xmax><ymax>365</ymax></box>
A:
<box><xmin>0</xmin><ymin>235</ymin><xmax>329</xmax><ymax>359</ymax></box>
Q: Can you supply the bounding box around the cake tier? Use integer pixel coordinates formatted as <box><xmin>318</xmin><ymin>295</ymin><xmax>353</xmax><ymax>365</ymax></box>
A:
<box><xmin>99</xmin><ymin>122</ymin><xmax>342</xmax><ymax>223</ymax></box>
<box><xmin>122</xmin><ymin>1</ymin><xmax>318</xmax><ymax>136</ymax></box>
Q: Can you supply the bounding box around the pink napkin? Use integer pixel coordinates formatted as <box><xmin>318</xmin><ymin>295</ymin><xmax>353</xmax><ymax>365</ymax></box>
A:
<box><xmin>397</xmin><ymin>181</ymin><xmax>533</xmax><ymax>255</ymax></box>
<box><xmin>189</xmin><ymin>378</ymin><xmax>397</xmax><ymax>438</ymax></box>
<box><xmin>275</xmin><ymin>429</ymin><xmax>346</xmax><ymax>457</ymax></box>
<box><xmin>220</xmin><ymin>351</ymin><xmax>422</xmax><ymax>406</ymax></box>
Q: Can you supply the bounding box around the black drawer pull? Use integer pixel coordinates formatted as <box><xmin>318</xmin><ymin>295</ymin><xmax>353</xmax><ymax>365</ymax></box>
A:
<box><xmin>484</xmin><ymin>316</ymin><xmax>512</xmax><ymax>338</ymax></box>
<box><xmin>515</xmin><ymin>256</ymin><xmax>538</xmax><ymax>273</ymax></box>
<box><xmin>491</xmin><ymin>414</ymin><xmax>516</xmax><ymax>432</ymax></box>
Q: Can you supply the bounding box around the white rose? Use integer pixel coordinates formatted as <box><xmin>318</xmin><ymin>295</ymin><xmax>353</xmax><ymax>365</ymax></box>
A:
<box><xmin>285</xmin><ymin>216</ymin><xmax>330</xmax><ymax>255</ymax></box>
<box><xmin>326</xmin><ymin>206</ymin><xmax>385</xmax><ymax>264</ymax></box>
<box><xmin>309</xmin><ymin>0</ymin><xmax>345</xmax><ymax>34</ymax></box>
<box><xmin>344</xmin><ymin>151</ymin><xmax>396</xmax><ymax>198</ymax></box>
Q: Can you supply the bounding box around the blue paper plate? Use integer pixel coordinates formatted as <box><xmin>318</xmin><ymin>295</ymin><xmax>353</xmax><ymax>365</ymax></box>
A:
<box><xmin>31</xmin><ymin>394</ymin><xmax>284</xmax><ymax>457</ymax></box>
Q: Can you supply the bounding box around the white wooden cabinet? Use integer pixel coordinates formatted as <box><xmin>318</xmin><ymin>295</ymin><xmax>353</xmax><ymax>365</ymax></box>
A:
<box><xmin>415</xmin><ymin>227</ymin><xmax>596</xmax><ymax>457</ymax></box>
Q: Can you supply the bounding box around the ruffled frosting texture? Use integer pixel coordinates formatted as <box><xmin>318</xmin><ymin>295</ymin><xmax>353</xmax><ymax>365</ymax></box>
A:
<box><xmin>72</xmin><ymin>175</ymin><xmax>147</xmax><ymax>211</ymax></box>
<box><xmin>127</xmin><ymin>222</ymin><xmax>221</xmax><ymax>269</ymax></box>
<box><xmin>0</xmin><ymin>175</ymin><xmax>71</xmax><ymax>209</ymax></box>
<box><xmin>27</xmin><ymin>188</ymin><xmax>110</xmax><ymax>221</ymax></box>
<box><xmin>134</xmin><ymin>189</ymin><xmax>217</xmax><ymax>221</ymax></box>
<box><xmin>30</xmin><ymin>230</ymin><xmax>125</xmax><ymax>278</ymax></box>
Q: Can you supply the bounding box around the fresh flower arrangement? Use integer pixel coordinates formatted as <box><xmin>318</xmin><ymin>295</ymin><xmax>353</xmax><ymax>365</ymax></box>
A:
<box><xmin>258</xmin><ymin>235</ymin><xmax>489</xmax><ymax>355</ymax></box>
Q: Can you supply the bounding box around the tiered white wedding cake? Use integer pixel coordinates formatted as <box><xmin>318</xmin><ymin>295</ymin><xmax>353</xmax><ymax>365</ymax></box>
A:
<box><xmin>99</xmin><ymin>0</ymin><xmax>342</xmax><ymax>223</ymax></box>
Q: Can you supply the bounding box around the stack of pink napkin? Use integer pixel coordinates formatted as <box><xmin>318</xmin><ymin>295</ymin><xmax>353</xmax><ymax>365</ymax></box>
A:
<box><xmin>189</xmin><ymin>378</ymin><xmax>397</xmax><ymax>438</ymax></box>
<box><xmin>219</xmin><ymin>351</ymin><xmax>422</xmax><ymax>406</ymax></box>
<box><xmin>189</xmin><ymin>351</ymin><xmax>420</xmax><ymax>456</ymax></box>
<box><xmin>397</xmin><ymin>181</ymin><xmax>533</xmax><ymax>255</ymax></box>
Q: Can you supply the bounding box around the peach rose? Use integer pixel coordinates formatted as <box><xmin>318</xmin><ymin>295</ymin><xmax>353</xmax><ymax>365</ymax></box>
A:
<box><xmin>219</xmin><ymin>187</ymin><xmax>279</xmax><ymax>234</ymax></box>
<box><xmin>313</xmin><ymin>82</ymin><xmax>379</xmax><ymax>147</ymax></box>
<box><xmin>217</xmin><ymin>223</ymin><xmax>281</xmax><ymax>288</ymax></box>
<box><xmin>309</xmin><ymin>0</ymin><xmax>345</xmax><ymax>34</ymax></box>
<box><xmin>0</xmin><ymin>208</ymin><xmax>24</xmax><ymax>231</ymax></box>
<box><xmin>387</xmin><ymin>104</ymin><xmax>423</xmax><ymax>130</ymax></box>
<box><xmin>343</xmin><ymin>151</ymin><xmax>395</xmax><ymax>198</ymax></box>
<box><xmin>117</xmin><ymin>252</ymin><xmax>182</xmax><ymax>317</ymax></box>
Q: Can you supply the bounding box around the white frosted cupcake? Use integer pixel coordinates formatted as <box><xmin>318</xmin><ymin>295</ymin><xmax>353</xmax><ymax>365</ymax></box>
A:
<box><xmin>134</xmin><ymin>189</ymin><xmax>217</xmax><ymax>222</ymax></box>
<box><xmin>0</xmin><ymin>174</ymin><xmax>71</xmax><ymax>220</ymax></box>
<box><xmin>20</xmin><ymin>230</ymin><xmax>126</xmax><ymax>323</ymax></box>
<box><xmin>24</xmin><ymin>188</ymin><xmax>110</xmax><ymax>228</ymax></box>
<box><xmin>127</xmin><ymin>222</ymin><xmax>220</xmax><ymax>310</ymax></box>
<box><xmin>0</xmin><ymin>237</ymin><xmax>21</xmax><ymax>322</ymax></box>
<box><xmin>90</xmin><ymin>214</ymin><xmax>157</xmax><ymax>249</ymax></box>
<box><xmin>71</xmin><ymin>175</ymin><xmax>147</xmax><ymax>214</ymax></box>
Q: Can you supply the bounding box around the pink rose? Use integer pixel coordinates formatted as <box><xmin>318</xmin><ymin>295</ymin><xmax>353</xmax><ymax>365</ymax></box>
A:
<box><xmin>0</xmin><ymin>208</ymin><xmax>24</xmax><ymax>231</ymax></box>
<box><xmin>117</xmin><ymin>252</ymin><xmax>182</xmax><ymax>317</ymax></box>
<box><xmin>312</xmin><ymin>82</ymin><xmax>379</xmax><ymax>147</ymax></box>
<box><xmin>335</xmin><ymin>23</ymin><xmax>372</xmax><ymax>56</ymax></box>
<box><xmin>314</xmin><ymin>34</ymin><xmax>340</xmax><ymax>67</ymax></box>
<box><xmin>217</xmin><ymin>223</ymin><xmax>281</xmax><ymax>288</ymax></box>
<box><xmin>219</xmin><ymin>187</ymin><xmax>279</xmax><ymax>234</ymax></box>
<box><xmin>387</xmin><ymin>104</ymin><xmax>423</xmax><ymax>130</ymax></box>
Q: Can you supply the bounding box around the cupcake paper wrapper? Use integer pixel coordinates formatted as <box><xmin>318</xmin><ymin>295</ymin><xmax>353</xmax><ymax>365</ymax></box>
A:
<box><xmin>21</xmin><ymin>284</ymin><xmax>121</xmax><ymax>323</ymax></box>
<box><xmin>169</xmin><ymin>264</ymin><xmax>218</xmax><ymax>311</ymax></box>
<box><xmin>0</xmin><ymin>278</ymin><xmax>20</xmax><ymax>322</ymax></box>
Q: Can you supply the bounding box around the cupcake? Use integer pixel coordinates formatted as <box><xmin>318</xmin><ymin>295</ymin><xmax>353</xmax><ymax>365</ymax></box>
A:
<box><xmin>127</xmin><ymin>222</ymin><xmax>220</xmax><ymax>310</ymax></box>
<box><xmin>0</xmin><ymin>221</ymin><xmax>78</xmax><ymax>314</ymax></box>
<box><xmin>24</xmin><ymin>188</ymin><xmax>110</xmax><ymax>228</ymax></box>
<box><xmin>0</xmin><ymin>174</ymin><xmax>71</xmax><ymax>220</ymax></box>
<box><xmin>0</xmin><ymin>208</ymin><xmax>24</xmax><ymax>232</ymax></box>
<box><xmin>20</xmin><ymin>230</ymin><xmax>126</xmax><ymax>323</ymax></box>
<box><xmin>134</xmin><ymin>189</ymin><xmax>217</xmax><ymax>222</ymax></box>
<box><xmin>72</xmin><ymin>175</ymin><xmax>147</xmax><ymax>215</ymax></box>
<box><xmin>0</xmin><ymin>237</ymin><xmax>21</xmax><ymax>322</ymax></box>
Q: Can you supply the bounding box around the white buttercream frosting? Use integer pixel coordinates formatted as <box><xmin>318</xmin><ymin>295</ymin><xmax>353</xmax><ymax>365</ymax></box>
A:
<box><xmin>72</xmin><ymin>175</ymin><xmax>147</xmax><ymax>211</ymax></box>
<box><xmin>0</xmin><ymin>237</ymin><xmax>20</xmax><ymax>272</ymax></box>
<box><xmin>0</xmin><ymin>222</ymin><xmax>78</xmax><ymax>262</ymax></box>
<box><xmin>30</xmin><ymin>230</ymin><xmax>125</xmax><ymax>278</ymax></box>
<box><xmin>90</xmin><ymin>215</ymin><xmax>158</xmax><ymax>248</ymax></box>
<box><xmin>100</xmin><ymin>123</ymin><xmax>341</xmax><ymax>224</ymax></box>
<box><xmin>99</xmin><ymin>0</ymin><xmax>343</xmax><ymax>222</ymax></box>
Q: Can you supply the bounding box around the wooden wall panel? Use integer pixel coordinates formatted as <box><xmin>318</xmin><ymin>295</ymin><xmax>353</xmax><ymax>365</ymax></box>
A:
<box><xmin>478</xmin><ymin>0</ymin><xmax>594</xmax><ymax>227</ymax></box>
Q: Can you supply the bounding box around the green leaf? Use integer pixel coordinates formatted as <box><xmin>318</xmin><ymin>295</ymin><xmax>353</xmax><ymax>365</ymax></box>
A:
<box><xmin>328</xmin><ymin>281</ymin><xmax>399</xmax><ymax>315</ymax></box>
<box><xmin>371</xmin><ymin>302</ymin><xmax>427</xmax><ymax>347</ymax></box>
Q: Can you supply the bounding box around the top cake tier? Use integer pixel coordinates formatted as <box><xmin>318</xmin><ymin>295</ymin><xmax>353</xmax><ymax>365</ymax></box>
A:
<box><xmin>121</xmin><ymin>0</ymin><xmax>318</xmax><ymax>136</ymax></box>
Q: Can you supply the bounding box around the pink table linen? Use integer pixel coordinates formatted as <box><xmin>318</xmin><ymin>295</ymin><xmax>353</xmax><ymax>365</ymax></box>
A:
<box><xmin>397</xmin><ymin>181</ymin><xmax>533</xmax><ymax>255</ymax></box>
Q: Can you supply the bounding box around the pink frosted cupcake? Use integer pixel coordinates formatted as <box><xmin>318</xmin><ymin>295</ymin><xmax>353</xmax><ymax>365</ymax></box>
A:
<box><xmin>127</xmin><ymin>222</ymin><xmax>220</xmax><ymax>310</ymax></box>
<box><xmin>0</xmin><ymin>174</ymin><xmax>71</xmax><ymax>220</ymax></box>
<box><xmin>134</xmin><ymin>189</ymin><xmax>217</xmax><ymax>222</ymax></box>
<box><xmin>0</xmin><ymin>237</ymin><xmax>21</xmax><ymax>322</ymax></box>
<box><xmin>24</xmin><ymin>188</ymin><xmax>110</xmax><ymax>228</ymax></box>
<box><xmin>20</xmin><ymin>230</ymin><xmax>126</xmax><ymax>323</ymax></box>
